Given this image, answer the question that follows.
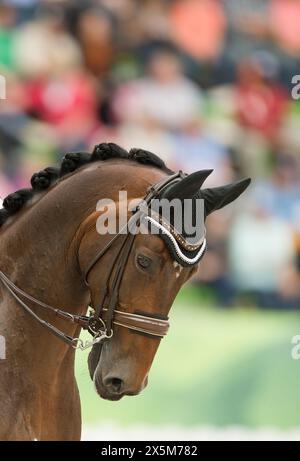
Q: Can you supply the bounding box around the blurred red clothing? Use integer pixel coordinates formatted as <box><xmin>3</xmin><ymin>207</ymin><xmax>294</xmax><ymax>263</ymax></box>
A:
<box><xmin>236</xmin><ymin>82</ymin><xmax>288</xmax><ymax>139</ymax></box>
<box><xmin>26</xmin><ymin>72</ymin><xmax>98</xmax><ymax>135</ymax></box>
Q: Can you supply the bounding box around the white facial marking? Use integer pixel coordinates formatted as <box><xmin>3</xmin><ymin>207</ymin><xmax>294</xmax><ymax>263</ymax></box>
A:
<box><xmin>173</xmin><ymin>261</ymin><xmax>183</xmax><ymax>278</ymax></box>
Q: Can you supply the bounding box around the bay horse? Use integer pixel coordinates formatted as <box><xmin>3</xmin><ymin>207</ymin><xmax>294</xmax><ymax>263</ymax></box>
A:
<box><xmin>0</xmin><ymin>143</ymin><xmax>250</xmax><ymax>440</ymax></box>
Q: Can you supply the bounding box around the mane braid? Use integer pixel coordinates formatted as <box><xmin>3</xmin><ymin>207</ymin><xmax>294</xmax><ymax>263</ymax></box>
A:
<box><xmin>0</xmin><ymin>143</ymin><xmax>172</xmax><ymax>228</ymax></box>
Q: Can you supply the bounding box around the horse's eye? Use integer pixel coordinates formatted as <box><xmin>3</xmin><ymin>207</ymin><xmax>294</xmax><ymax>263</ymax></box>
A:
<box><xmin>137</xmin><ymin>254</ymin><xmax>152</xmax><ymax>270</ymax></box>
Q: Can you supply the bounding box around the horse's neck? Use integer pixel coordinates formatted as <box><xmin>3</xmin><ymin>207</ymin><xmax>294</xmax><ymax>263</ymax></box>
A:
<box><xmin>0</xmin><ymin>208</ymin><xmax>89</xmax><ymax>379</ymax></box>
<box><xmin>0</xmin><ymin>169</ymin><xmax>110</xmax><ymax>440</ymax></box>
<box><xmin>0</xmin><ymin>172</ymin><xmax>103</xmax><ymax>378</ymax></box>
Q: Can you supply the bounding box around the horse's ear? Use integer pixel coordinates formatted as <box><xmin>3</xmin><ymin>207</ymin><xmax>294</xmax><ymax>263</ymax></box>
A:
<box><xmin>200</xmin><ymin>178</ymin><xmax>251</xmax><ymax>217</ymax></box>
<box><xmin>162</xmin><ymin>170</ymin><xmax>213</xmax><ymax>201</ymax></box>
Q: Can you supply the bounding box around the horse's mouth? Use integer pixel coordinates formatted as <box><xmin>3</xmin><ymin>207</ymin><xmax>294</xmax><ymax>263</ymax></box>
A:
<box><xmin>93</xmin><ymin>375</ymin><xmax>117</xmax><ymax>400</ymax></box>
<box><xmin>97</xmin><ymin>389</ymin><xmax>125</xmax><ymax>401</ymax></box>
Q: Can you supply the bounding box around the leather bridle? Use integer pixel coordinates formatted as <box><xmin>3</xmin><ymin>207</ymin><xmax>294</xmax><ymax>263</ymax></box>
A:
<box><xmin>0</xmin><ymin>171</ymin><xmax>206</xmax><ymax>350</ymax></box>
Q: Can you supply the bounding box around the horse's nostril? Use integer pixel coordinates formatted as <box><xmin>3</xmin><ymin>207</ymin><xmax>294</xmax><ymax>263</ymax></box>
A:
<box><xmin>104</xmin><ymin>377</ymin><xmax>124</xmax><ymax>394</ymax></box>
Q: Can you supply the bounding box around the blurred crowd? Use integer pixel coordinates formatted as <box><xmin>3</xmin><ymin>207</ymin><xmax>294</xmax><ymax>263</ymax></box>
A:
<box><xmin>0</xmin><ymin>0</ymin><xmax>300</xmax><ymax>309</ymax></box>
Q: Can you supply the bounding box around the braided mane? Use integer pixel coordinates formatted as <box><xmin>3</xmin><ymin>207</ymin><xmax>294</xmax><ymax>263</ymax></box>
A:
<box><xmin>0</xmin><ymin>143</ymin><xmax>172</xmax><ymax>228</ymax></box>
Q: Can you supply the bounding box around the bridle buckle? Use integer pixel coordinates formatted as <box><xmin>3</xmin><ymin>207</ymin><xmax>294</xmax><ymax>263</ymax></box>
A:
<box><xmin>71</xmin><ymin>328</ymin><xmax>114</xmax><ymax>351</ymax></box>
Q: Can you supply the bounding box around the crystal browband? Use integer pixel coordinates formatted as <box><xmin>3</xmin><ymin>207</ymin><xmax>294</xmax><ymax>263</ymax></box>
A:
<box><xmin>144</xmin><ymin>215</ymin><xmax>207</xmax><ymax>266</ymax></box>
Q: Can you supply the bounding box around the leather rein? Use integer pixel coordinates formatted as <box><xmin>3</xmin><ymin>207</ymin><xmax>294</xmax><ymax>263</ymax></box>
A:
<box><xmin>0</xmin><ymin>172</ymin><xmax>203</xmax><ymax>350</ymax></box>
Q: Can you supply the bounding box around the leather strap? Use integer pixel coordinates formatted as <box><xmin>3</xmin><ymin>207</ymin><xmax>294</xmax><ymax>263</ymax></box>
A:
<box><xmin>102</xmin><ymin>233</ymin><xmax>135</xmax><ymax>333</ymax></box>
<box><xmin>102</xmin><ymin>308</ymin><xmax>169</xmax><ymax>338</ymax></box>
<box><xmin>0</xmin><ymin>271</ymin><xmax>83</xmax><ymax>346</ymax></box>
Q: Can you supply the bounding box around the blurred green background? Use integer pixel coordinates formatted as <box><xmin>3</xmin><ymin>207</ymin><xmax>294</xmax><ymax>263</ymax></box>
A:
<box><xmin>76</xmin><ymin>285</ymin><xmax>300</xmax><ymax>428</ymax></box>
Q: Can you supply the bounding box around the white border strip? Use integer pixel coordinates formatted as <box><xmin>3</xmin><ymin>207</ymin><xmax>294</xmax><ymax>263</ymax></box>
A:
<box><xmin>145</xmin><ymin>216</ymin><xmax>206</xmax><ymax>265</ymax></box>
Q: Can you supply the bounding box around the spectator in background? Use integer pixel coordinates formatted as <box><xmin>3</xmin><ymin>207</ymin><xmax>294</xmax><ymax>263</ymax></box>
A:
<box><xmin>252</xmin><ymin>154</ymin><xmax>300</xmax><ymax>226</ymax></box>
<box><xmin>269</xmin><ymin>0</ymin><xmax>300</xmax><ymax>86</ymax></box>
<box><xmin>112</xmin><ymin>48</ymin><xmax>203</xmax><ymax>162</ymax></box>
<box><xmin>224</xmin><ymin>0</ymin><xmax>272</xmax><ymax>62</ymax></box>
<box><xmin>169</xmin><ymin>0</ymin><xmax>226</xmax><ymax>62</ymax></box>
<box><xmin>113</xmin><ymin>48</ymin><xmax>203</xmax><ymax>130</ymax></box>
<box><xmin>126</xmin><ymin>0</ymin><xmax>172</xmax><ymax>58</ymax></box>
<box><xmin>170</xmin><ymin>119</ymin><xmax>233</xmax><ymax>185</ymax></box>
<box><xmin>227</xmin><ymin>153</ymin><xmax>300</xmax><ymax>308</ymax></box>
<box><xmin>76</xmin><ymin>5</ymin><xmax>115</xmax><ymax>77</ymax></box>
<box><xmin>169</xmin><ymin>0</ymin><xmax>227</xmax><ymax>84</ymax></box>
<box><xmin>235</xmin><ymin>52</ymin><xmax>288</xmax><ymax>142</ymax></box>
<box><xmin>14</xmin><ymin>4</ymin><xmax>81</xmax><ymax>78</ymax></box>
<box><xmin>228</xmin><ymin>195</ymin><xmax>299</xmax><ymax>309</ymax></box>
<box><xmin>234</xmin><ymin>52</ymin><xmax>288</xmax><ymax>177</ymax></box>
<box><xmin>224</xmin><ymin>0</ymin><xmax>300</xmax><ymax>88</ymax></box>
<box><xmin>196</xmin><ymin>206</ymin><xmax>236</xmax><ymax>307</ymax></box>
<box><xmin>25</xmin><ymin>70</ymin><xmax>99</xmax><ymax>150</ymax></box>
<box><xmin>13</xmin><ymin>4</ymin><xmax>99</xmax><ymax>150</ymax></box>
<box><xmin>269</xmin><ymin>0</ymin><xmax>300</xmax><ymax>58</ymax></box>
